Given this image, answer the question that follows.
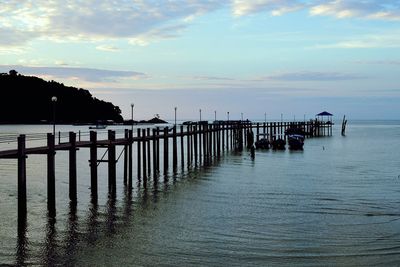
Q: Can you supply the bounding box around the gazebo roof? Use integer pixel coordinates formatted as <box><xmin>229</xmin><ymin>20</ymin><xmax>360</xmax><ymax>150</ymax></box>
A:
<box><xmin>316</xmin><ymin>111</ymin><xmax>333</xmax><ymax>116</ymax></box>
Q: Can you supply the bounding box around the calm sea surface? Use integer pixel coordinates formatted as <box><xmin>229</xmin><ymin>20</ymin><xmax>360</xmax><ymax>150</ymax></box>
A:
<box><xmin>0</xmin><ymin>121</ymin><xmax>399</xmax><ymax>266</ymax></box>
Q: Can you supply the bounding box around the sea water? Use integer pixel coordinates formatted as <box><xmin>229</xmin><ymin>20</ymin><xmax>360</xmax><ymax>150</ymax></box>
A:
<box><xmin>0</xmin><ymin>121</ymin><xmax>399</xmax><ymax>266</ymax></box>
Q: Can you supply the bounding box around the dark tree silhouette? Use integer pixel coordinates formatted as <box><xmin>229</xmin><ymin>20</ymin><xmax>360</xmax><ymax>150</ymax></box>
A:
<box><xmin>0</xmin><ymin>71</ymin><xmax>123</xmax><ymax>124</ymax></box>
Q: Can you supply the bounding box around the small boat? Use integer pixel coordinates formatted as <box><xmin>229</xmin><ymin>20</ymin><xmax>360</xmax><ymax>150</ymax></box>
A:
<box><xmin>271</xmin><ymin>138</ymin><xmax>286</xmax><ymax>150</ymax></box>
<box><xmin>288</xmin><ymin>134</ymin><xmax>304</xmax><ymax>150</ymax></box>
<box><xmin>255</xmin><ymin>138</ymin><xmax>269</xmax><ymax>149</ymax></box>
<box><xmin>89</xmin><ymin>124</ymin><xmax>107</xmax><ymax>129</ymax></box>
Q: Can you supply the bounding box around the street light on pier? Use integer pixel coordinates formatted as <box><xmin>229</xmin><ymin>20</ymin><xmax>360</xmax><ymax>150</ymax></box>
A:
<box><xmin>51</xmin><ymin>96</ymin><xmax>57</xmax><ymax>137</ymax></box>
<box><xmin>241</xmin><ymin>113</ymin><xmax>243</xmax><ymax>121</ymax></box>
<box><xmin>264</xmin><ymin>112</ymin><xmax>267</xmax><ymax>123</ymax></box>
<box><xmin>227</xmin><ymin>111</ymin><xmax>230</xmax><ymax>122</ymax></box>
<box><xmin>199</xmin><ymin>109</ymin><xmax>202</xmax><ymax>121</ymax></box>
<box><xmin>214</xmin><ymin>110</ymin><xmax>217</xmax><ymax>122</ymax></box>
<box><xmin>174</xmin><ymin>107</ymin><xmax>177</xmax><ymax>126</ymax></box>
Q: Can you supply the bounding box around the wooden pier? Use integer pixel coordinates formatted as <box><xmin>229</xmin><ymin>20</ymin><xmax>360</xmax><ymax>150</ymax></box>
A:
<box><xmin>0</xmin><ymin>120</ymin><xmax>332</xmax><ymax>228</ymax></box>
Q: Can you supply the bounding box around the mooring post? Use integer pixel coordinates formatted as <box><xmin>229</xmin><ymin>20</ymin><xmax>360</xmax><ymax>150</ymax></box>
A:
<box><xmin>137</xmin><ymin>129</ymin><xmax>141</xmax><ymax>182</ymax></box>
<box><xmin>190</xmin><ymin>125</ymin><xmax>194</xmax><ymax>162</ymax></box>
<box><xmin>217</xmin><ymin>125</ymin><xmax>221</xmax><ymax>157</ymax></box>
<box><xmin>17</xmin><ymin>135</ymin><xmax>27</xmax><ymax>222</ymax></box>
<box><xmin>123</xmin><ymin>129</ymin><xmax>128</xmax><ymax>186</ymax></box>
<box><xmin>156</xmin><ymin>127</ymin><xmax>160</xmax><ymax>173</ymax></box>
<box><xmin>180</xmin><ymin>125</ymin><xmax>184</xmax><ymax>168</ymax></box>
<box><xmin>128</xmin><ymin>130</ymin><xmax>133</xmax><ymax>188</ymax></box>
<box><xmin>173</xmin><ymin>126</ymin><xmax>178</xmax><ymax>171</ymax></box>
<box><xmin>47</xmin><ymin>133</ymin><xmax>56</xmax><ymax>217</ymax></box>
<box><xmin>194</xmin><ymin>125</ymin><xmax>198</xmax><ymax>165</ymax></box>
<box><xmin>142</xmin><ymin>129</ymin><xmax>147</xmax><ymax>185</ymax></box>
<box><xmin>90</xmin><ymin>131</ymin><xmax>98</xmax><ymax>201</ymax></box>
<box><xmin>152</xmin><ymin>128</ymin><xmax>157</xmax><ymax>177</ymax></box>
<box><xmin>187</xmin><ymin>125</ymin><xmax>191</xmax><ymax>166</ymax></box>
<box><xmin>108</xmin><ymin>130</ymin><xmax>116</xmax><ymax>195</ymax></box>
<box><xmin>163</xmin><ymin>127</ymin><xmax>169</xmax><ymax>174</ymax></box>
<box><xmin>198</xmin><ymin>124</ymin><xmax>202</xmax><ymax>163</ymax></box>
<box><xmin>147</xmin><ymin>128</ymin><xmax>151</xmax><ymax>175</ymax></box>
<box><xmin>69</xmin><ymin>132</ymin><xmax>77</xmax><ymax>203</ymax></box>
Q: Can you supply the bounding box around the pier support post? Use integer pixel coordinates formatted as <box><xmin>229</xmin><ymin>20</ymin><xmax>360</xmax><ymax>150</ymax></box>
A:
<box><xmin>108</xmin><ymin>130</ymin><xmax>116</xmax><ymax>195</ymax></box>
<box><xmin>17</xmin><ymin>135</ymin><xmax>27</xmax><ymax>223</ymax></box>
<box><xmin>194</xmin><ymin>125</ymin><xmax>198</xmax><ymax>165</ymax></box>
<box><xmin>152</xmin><ymin>128</ymin><xmax>157</xmax><ymax>177</ymax></box>
<box><xmin>142</xmin><ymin>129</ymin><xmax>147</xmax><ymax>187</ymax></box>
<box><xmin>147</xmin><ymin>128</ymin><xmax>151</xmax><ymax>175</ymax></box>
<box><xmin>173</xmin><ymin>126</ymin><xmax>177</xmax><ymax>172</ymax></box>
<box><xmin>128</xmin><ymin>130</ymin><xmax>133</xmax><ymax>188</ymax></box>
<box><xmin>123</xmin><ymin>129</ymin><xmax>128</xmax><ymax>186</ymax></box>
<box><xmin>163</xmin><ymin>127</ymin><xmax>169</xmax><ymax>174</ymax></box>
<box><xmin>90</xmin><ymin>131</ymin><xmax>98</xmax><ymax>201</ymax></box>
<box><xmin>180</xmin><ymin>125</ymin><xmax>184</xmax><ymax>168</ymax></box>
<box><xmin>47</xmin><ymin>133</ymin><xmax>56</xmax><ymax>217</ymax></box>
<box><xmin>137</xmin><ymin>129</ymin><xmax>141</xmax><ymax>182</ymax></box>
<box><xmin>69</xmin><ymin>132</ymin><xmax>77</xmax><ymax>203</ymax></box>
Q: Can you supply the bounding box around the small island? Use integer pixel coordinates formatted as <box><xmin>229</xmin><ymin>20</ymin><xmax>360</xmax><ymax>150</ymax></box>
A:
<box><xmin>0</xmin><ymin>70</ymin><xmax>123</xmax><ymax>124</ymax></box>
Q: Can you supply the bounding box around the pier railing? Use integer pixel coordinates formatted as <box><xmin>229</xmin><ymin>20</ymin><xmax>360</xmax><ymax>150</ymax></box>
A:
<box><xmin>0</xmin><ymin>120</ymin><xmax>332</xmax><ymax>229</ymax></box>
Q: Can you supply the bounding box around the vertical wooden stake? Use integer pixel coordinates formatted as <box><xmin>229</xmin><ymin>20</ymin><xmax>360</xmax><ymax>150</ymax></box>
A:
<box><xmin>47</xmin><ymin>133</ymin><xmax>56</xmax><ymax>217</ymax></box>
<box><xmin>163</xmin><ymin>127</ymin><xmax>169</xmax><ymax>174</ymax></box>
<box><xmin>152</xmin><ymin>128</ymin><xmax>157</xmax><ymax>177</ymax></box>
<box><xmin>17</xmin><ymin>135</ymin><xmax>27</xmax><ymax>222</ymax></box>
<box><xmin>173</xmin><ymin>126</ymin><xmax>177</xmax><ymax>172</ymax></box>
<box><xmin>128</xmin><ymin>130</ymin><xmax>133</xmax><ymax>188</ymax></box>
<box><xmin>142</xmin><ymin>129</ymin><xmax>147</xmax><ymax>185</ymax></box>
<box><xmin>137</xmin><ymin>129</ymin><xmax>141</xmax><ymax>182</ymax></box>
<box><xmin>123</xmin><ymin>129</ymin><xmax>128</xmax><ymax>186</ymax></box>
<box><xmin>108</xmin><ymin>130</ymin><xmax>116</xmax><ymax>195</ymax></box>
<box><xmin>69</xmin><ymin>132</ymin><xmax>77</xmax><ymax>203</ymax></box>
<box><xmin>147</xmin><ymin>128</ymin><xmax>151</xmax><ymax>175</ymax></box>
<box><xmin>90</xmin><ymin>131</ymin><xmax>98</xmax><ymax>201</ymax></box>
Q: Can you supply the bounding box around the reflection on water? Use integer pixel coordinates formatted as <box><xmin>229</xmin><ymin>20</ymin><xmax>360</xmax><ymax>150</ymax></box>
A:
<box><xmin>2</xmin><ymin>122</ymin><xmax>400</xmax><ymax>265</ymax></box>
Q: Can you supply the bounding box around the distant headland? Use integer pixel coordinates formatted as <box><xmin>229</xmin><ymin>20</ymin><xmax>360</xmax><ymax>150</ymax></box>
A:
<box><xmin>0</xmin><ymin>70</ymin><xmax>123</xmax><ymax>124</ymax></box>
<box><xmin>0</xmin><ymin>70</ymin><xmax>167</xmax><ymax>125</ymax></box>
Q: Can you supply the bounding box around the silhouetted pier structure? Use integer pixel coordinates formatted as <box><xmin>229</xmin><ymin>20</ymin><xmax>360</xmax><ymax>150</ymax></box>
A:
<box><xmin>0</xmin><ymin>119</ymin><xmax>332</xmax><ymax>229</ymax></box>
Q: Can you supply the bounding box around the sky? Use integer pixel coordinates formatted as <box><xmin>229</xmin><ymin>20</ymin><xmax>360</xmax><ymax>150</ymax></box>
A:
<box><xmin>1</xmin><ymin>0</ymin><xmax>400</xmax><ymax>121</ymax></box>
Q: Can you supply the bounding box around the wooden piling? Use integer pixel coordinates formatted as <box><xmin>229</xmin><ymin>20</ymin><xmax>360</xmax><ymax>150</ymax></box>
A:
<box><xmin>147</xmin><ymin>128</ymin><xmax>151</xmax><ymax>175</ymax></box>
<box><xmin>163</xmin><ymin>127</ymin><xmax>169</xmax><ymax>174</ymax></box>
<box><xmin>194</xmin><ymin>125</ymin><xmax>198</xmax><ymax>165</ymax></box>
<box><xmin>180</xmin><ymin>125</ymin><xmax>184</xmax><ymax>167</ymax></box>
<box><xmin>128</xmin><ymin>130</ymin><xmax>133</xmax><ymax>188</ymax></box>
<box><xmin>137</xmin><ymin>129</ymin><xmax>141</xmax><ymax>182</ymax></box>
<box><xmin>173</xmin><ymin>126</ymin><xmax>177</xmax><ymax>171</ymax></box>
<box><xmin>17</xmin><ymin>135</ymin><xmax>27</xmax><ymax>221</ymax></box>
<box><xmin>47</xmin><ymin>133</ymin><xmax>56</xmax><ymax>217</ymax></box>
<box><xmin>152</xmin><ymin>128</ymin><xmax>157</xmax><ymax>177</ymax></box>
<box><xmin>89</xmin><ymin>131</ymin><xmax>98</xmax><ymax>201</ymax></box>
<box><xmin>69</xmin><ymin>132</ymin><xmax>77</xmax><ymax>203</ymax></box>
<box><xmin>142</xmin><ymin>129</ymin><xmax>147</xmax><ymax>183</ymax></box>
<box><xmin>123</xmin><ymin>130</ymin><xmax>128</xmax><ymax>186</ymax></box>
<box><xmin>108</xmin><ymin>130</ymin><xmax>116</xmax><ymax>194</ymax></box>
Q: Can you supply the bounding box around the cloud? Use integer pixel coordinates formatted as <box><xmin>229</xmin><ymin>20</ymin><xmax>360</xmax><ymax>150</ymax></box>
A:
<box><xmin>0</xmin><ymin>0</ymin><xmax>226</xmax><ymax>48</ymax></box>
<box><xmin>263</xmin><ymin>71</ymin><xmax>365</xmax><ymax>81</ymax></box>
<box><xmin>192</xmin><ymin>75</ymin><xmax>236</xmax><ymax>81</ymax></box>
<box><xmin>310</xmin><ymin>0</ymin><xmax>400</xmax><ymax>20</ymax></box>
<box><xmin>129</xmin><ymin>24</ymin><xmax>188</xmax><ymax>46</ymax></box>
<box><xmin>96</xmin><ymin>45</ymin><xmax>120</xmax><ymax>52</ymax></box>
<box><xmin>232</xmin><ymin>0</ymin><xmax>305</xmax><ymax>16</ymax></box>
<box><xmin>354</xmin><ymin>60</ymin><xmax>400</xmax><ymax>65</ymax></box>
<box><xmin>0</xmin><ymin>65</ymin><xmax>146</xmax><ymax>82</ymax></box>
<box><xmin>312</xmin><ymin>32</ymin><xmax>400</xmax><ymax>49</ymax></box>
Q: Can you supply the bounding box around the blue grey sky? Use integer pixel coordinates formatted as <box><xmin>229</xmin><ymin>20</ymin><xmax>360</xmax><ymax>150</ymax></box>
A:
<box><xmin>1</xmin><ymin>0</ymin><xmax>400</xmax><ymax>120</ymax></box>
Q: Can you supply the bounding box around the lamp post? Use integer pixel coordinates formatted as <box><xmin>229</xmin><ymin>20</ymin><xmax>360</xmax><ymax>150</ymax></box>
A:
<box><xmin>51</xmin><ymin>96</ymin><xmax>57</xmax><ymax>136</ymax></box>
<box><xmin>214</xmin><ymin>110</ymin><xmax>217</xmax><ymax>122</ymax></box>
<box><xmin>264</xmin><ymin>112</ymin><xmax>267</xmax><ymax>123</ymax></box>
<box><xmin>131</xmin><ymin>103</ymin><xmax>134</xmax><ymax>130</ymax></box>
<box><xmin>174</xmin><ymin>107</ymin><xmax>177</xmax><ymax>126</ymax></box>
<box><xmin>227</xmin><ymin>111</ymin><xmax>230</xmax><ymax>122</ymax></box>
<box><xmin>281</xmin><ymin>113</ymin><xmax>283</xmax><ymax>123</ymax></box>
<box><xmin>199</xmin><ymin>109</ymin><xmax>202</xmax><ymax>121</ymax></box>
<box><xmin>241</xmin><ymin>112</ymin><xmax>243</xmax><ymax>121</ymax></box>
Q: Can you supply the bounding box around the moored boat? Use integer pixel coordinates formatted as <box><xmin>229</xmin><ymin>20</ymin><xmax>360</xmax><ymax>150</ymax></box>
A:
<box><xmin>288</xmin><ymin>134</ymin><xmax>304</xmax><ymax>150</ymax></box>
